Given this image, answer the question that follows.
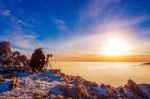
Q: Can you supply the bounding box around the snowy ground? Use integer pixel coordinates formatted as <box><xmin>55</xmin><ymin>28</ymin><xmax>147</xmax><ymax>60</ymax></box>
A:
<box><xmin>0</xmin><ymin>69</ymin><xmax>149</xmax><ymax>99</ymax></box>
<box><xmin>0</xmin><ymin>71</ymin><xmax>65</xmax><ymax>98</ymax></box>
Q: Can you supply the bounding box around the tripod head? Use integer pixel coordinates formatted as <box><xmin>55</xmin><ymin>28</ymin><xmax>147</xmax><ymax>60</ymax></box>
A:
<box><xmin>47</xmin><ymin>54</ymin><xmax>52</xmax><ymax>58</ymax></box>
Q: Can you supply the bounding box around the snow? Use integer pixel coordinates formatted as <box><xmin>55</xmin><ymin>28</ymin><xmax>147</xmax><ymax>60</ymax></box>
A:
<box><xmin>96</xmin><ymin>87</ymin><xmax>107</xmax><ymax>96</ymax></box>
<box><xmin>1</xmin><ymin>74</ymin><xmax>10</xmax><ymax>78</ymax></box>
<box><xmin>0</xmin><ymin>68</ymin><xmax>4</xmax><ymax>72</ymax></box>
<box><xmin>0</xmin><ymin>79</ymin><xmax>13</xmax><ymax>93</ymax></box>
<box><xmin>0</xmin><ymin>68</ymin><xmax>148</xmax><ymax>98</ymax></box>
<box><xmin>49</xmin><ymin>85</ymin><xmax>62</xmax><ymax>95</ymax></box>
<box><xmin>0</xmin><ymin>70</ymin><xmax>65</xmax><ymax>98</ymax></box>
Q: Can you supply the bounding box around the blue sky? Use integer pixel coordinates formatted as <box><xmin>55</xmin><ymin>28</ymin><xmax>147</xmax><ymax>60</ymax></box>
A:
<box><xmin>0</xmin><ymin>0</ymin><xmax>150</xmax><ymax>56</ymax></box>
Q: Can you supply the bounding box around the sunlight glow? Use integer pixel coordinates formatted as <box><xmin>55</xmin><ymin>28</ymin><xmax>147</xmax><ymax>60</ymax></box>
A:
<box><xmin>101</xmin><ymin>37</ymin><xmax>131</xmax><ymax>56</ymax></box>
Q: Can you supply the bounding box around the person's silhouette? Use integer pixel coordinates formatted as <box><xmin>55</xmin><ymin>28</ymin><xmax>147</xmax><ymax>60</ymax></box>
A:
<box><xmin>30</xmin><ymin>48</ymin><xmax>45</xmax><ymax>72</ymax></box>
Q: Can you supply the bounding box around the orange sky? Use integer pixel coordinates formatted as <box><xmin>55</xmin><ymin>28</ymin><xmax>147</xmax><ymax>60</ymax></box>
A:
<box><xmin>49</xmin><ymin>53</ymin><xmax>150</xmax><ymax>62</ymax></box>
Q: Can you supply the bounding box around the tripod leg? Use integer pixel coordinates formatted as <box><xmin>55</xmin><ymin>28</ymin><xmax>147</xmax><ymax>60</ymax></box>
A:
<box><xmin>48</xmin><ymin>61</ymin><xmax>53</xmax><ymax>70</ymax></box>
<box><xmin>44</xmin><ymin>60</ymin><xmax>48</xmax><ymax>71</ymax></box>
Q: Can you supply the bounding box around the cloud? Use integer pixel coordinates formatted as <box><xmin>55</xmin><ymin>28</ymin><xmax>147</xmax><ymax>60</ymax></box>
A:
<box><xmin>0</xmin><ymin>9</ymin><xmax>38</xmax><ymax>50</ymax></box>
<box><xmin>50</xmin><ymin>15</ymin><xmax>150</xmax><ymax>55</ymax></box>
<box><xmin>0</xmin><ymin>1</ymin><xmax>38</xmax><ymax>51</ymax></box>
<box><xmin>52</xmin><ymin>18</ymin><xmax>68</xmax><ymax>31</ymax></box>
<box><xmin>0</xmin><ymin>1</ymin><xmax>10</xmax><ymax>16</ymax></box>
<box><xmin>0</xmin><ymin>0</ymin><xmax>149</xmax><ymax>57</ymax></box>
<box><xmin>68</xmin><ymin>0</ymin><xmax>150</xmax><ymax>55</ymax></box>
<box><xmin>0</xmin><ymin>9</ymin><xmax>10</xmax><ymax>16</ymax></box>
<box><xmin>88</xmin><ymin>0</ymin><xmax>121</xmax><ymax>17</ymax></box>
<box><xmin>79</xmin><ymin>0</ymin><xmax>121</xmax><ymax>23</ymax></box>
<box><xmin>2</xmin><ymin>25</ymin><xmax>38</xmax><ymax>49</ymax></box>
<box><xmin>38</xmin><ymin>1</ymin><xmax>150</xmax><ymax>55</ymax></box>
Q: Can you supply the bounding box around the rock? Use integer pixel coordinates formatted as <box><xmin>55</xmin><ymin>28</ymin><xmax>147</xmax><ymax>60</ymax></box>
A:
<box><xmin>10</xmin><ymin>77</ymin><xmax>19</xmax><ymax>89</ymax></box>
<box><xmin>57</xmin><ymin>95</ymin><xmax>65</xmax><ymax>99</ymax></box>
<box><xmin>0</xmin><ymin>76</ymin><xmax>5</xmax><ymax>82</ymax></box>
<box><xmin>100</xmin><ymin>83</ymin><xmax>106</xmax><ymax>89</ymax></box>
<box><xmin>0</xmin><ymin>65</ymin><xmax>30</xmax><ymax>78</ymax></box>
<box><xmin>96</xmin><ymin>87</ymin><xmax>107</xmax><ymax>96</ymax></box>
<box><xmin>65</xmin><ymin>97</ymin><xmax>73</xmax><ymax>99</ymax></box>
<box><xmin>13</xmin><ymin>55</ymin><xmax>28</xmax><ymax>66</ymax></box>
<box><xmin>0</xmin><ymin>58</ymin><xmax>13</xmax><ymax>66</ymax></box>
<box><xmin>49</xmin><ymin>85</ymin><xmax>62</xmax><ymax>95</ymax></box>
<box><xmin>48</xmin><ymin>93</ymin><xmax>57</xmax><ymax>98</ymax></box>
<box><xmin>127</xmin><ymin>79</ymin><xmax>149</xmax><ymax>99</ymax></box>
<box><xmin>11</xmin><ymin>51</ymin><xmax>20</xmax><ymax>58</ymax></box>
<box><xmin>138</xmin><ymin>84</ymin><xmax>150</xmax><ymax>99</ymax></box>
<box><xmin>117</xmin><ymin>86</ymin><xmax>128</xmax><ymax>98</ymax></box>
<box><xmin>75</xmin><ymin>79</ymin><xmax>90</xmax><ymax>99</ymax></box>
<box><xmin>0</xmin><ymin>41</ymin><xmax>28</xmax><ymax>67</ymax></box>
<box><xmin>60</xmin><ymin>84</ymin><xmax>76</xmax><ymax>98</ymax></box>
<box><xmin>53</xmin><ymin>69</ymin><xmax>61</xmax><ymax>76</ymax></box>
<box><xmin>0</xmin><ymin>41</ymin><xmax>11</xmax><ymax>58</ymax></box>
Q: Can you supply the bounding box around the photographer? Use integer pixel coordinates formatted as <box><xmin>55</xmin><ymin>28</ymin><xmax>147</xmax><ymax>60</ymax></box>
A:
<box><xmin>30</xmin><ymin>48</ymin><xmax>45</xmax><ymax>72</ymax></box>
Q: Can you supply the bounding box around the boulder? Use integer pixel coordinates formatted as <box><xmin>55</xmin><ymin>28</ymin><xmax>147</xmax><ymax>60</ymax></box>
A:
<box><xmin>127</xmin><ymin>79</ymin><xmax>149</xmax><ymax>99</ymax></box>
<box><xmin>60</xmin><ymin>84</ymin><xmax>77</xmax><ymax>98</ymax></box>
<box><xmin>0</xmin><ymin>41</ymin><xmax>28</xmax><ymax>67</ymax></box>
<box><xmin>138</xmin><ymin>84</ymin><xmax>150</xmax><ymax>99</ymax></box>
<box><xmin>11</xmin><ymin>51</ymin><xmax>20</xmax><ymax>58</ymax></box>
<box><xmin>0</xmin><ymin>58</ymin><xmax>13</xmax><ymax>66</ymax></box>
<box><xmin>10</xmin><ymin>77</ymin><xmax>19</xmax><ymax>89</ymax></box>
<box><xmin>0</xmin><ymin>76</ymin><xmax>5</xmax><ymax>82</ymax></box>
<box><xmin>0</xmin><ymin>41</ymin><xmax>11</xmax><ymax>58</ymax></box>
<box><xmin>13</xmin><ymin>55</ymin><xmax>28</xmax><ymax>66</ymax></box>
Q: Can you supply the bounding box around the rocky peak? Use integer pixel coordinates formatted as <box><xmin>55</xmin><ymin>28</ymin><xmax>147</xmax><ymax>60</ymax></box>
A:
<box><xmin>0</xmin><ymin>41</ymin><xmax>11</xmax><ymax>58</ymax></box>
<box><xmin>0</xmin><ymin>41</ymin><xmax>28</xmax><ymax>66</ymax></box>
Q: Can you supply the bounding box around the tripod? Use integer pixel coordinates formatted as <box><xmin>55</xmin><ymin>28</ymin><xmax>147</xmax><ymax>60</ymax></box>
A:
<box><xmin>45</xmin><ymin>54</ymin><xmax>53</xmax><ymax>71</ymax></box>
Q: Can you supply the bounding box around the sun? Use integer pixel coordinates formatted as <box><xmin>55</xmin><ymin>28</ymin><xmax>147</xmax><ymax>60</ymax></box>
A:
<box><xmin>101</xmin><ymin>37</ymin><xmax>131</xmax><ymax>56</ymax></box>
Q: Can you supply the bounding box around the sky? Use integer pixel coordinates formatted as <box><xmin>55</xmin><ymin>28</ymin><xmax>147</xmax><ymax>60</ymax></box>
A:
<box><xmin>0</xmin><ymin>0</ymin><xmax>150</xmax><ymax>61</ymax></box>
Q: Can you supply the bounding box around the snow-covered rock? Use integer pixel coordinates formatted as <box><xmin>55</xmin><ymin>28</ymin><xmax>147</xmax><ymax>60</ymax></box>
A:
<box><xmin>1</xmin><ymin>70</ymin><xmax>64</xmax><ymax>98</ymax></box>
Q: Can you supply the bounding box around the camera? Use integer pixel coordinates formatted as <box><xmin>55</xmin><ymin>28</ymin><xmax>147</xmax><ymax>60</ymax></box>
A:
<box><xmin>47</xmin><ymin>54</ymin><xmax>52</xmax><ymax>58</ymax></box>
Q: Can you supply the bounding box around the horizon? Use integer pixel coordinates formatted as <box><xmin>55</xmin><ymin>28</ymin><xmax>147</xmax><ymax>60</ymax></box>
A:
<box><xmin>0</xmin><ymin>0</ymin><xmax>150</xmax><ymax>62</ymax></box>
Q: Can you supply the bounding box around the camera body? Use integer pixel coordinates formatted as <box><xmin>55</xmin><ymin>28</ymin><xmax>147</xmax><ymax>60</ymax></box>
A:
<box><xmin>47</xmin><ymin>54</ymin><xmax>52</xmax><ymax>58</ymax></box>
